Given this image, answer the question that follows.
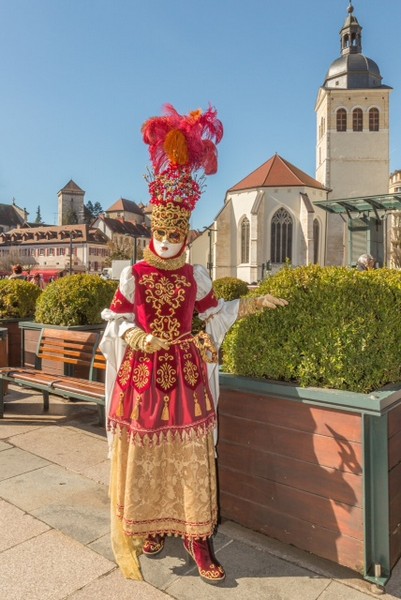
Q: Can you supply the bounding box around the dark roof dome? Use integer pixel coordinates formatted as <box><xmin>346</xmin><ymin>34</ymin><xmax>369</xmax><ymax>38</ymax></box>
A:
<box><xmin>324</xmin><ymin>54</ymin><xmax>382</xmax><ymax>89</ymax></box>
<box><xmin>323</xmin><ymin>2</ymin><xmax>385</xmax><ymax>90</ymax></box>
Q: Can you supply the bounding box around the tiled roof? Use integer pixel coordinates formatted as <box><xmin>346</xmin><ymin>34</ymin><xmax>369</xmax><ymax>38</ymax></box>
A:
<box><xmin>100</xmin><ymin>217</ymin><xmax>151</xmax><ymax>238</ymax></box>
<box><xmin>229</xmin><ymin>154</ymin><xmax>327</xmax><ymax>192</ymax></box>
<box><xmin>0</xmin><ymin>204</ymin><xmax>25</xmax><ymax>227</ymax></box>
<box><xmin>105</xmin><ymin>198</ymin><xmax>144</xmax><ymax>216</ymax></box>
<box><xmin>0</xmin><ymin>224</ymin><xmax>108</xmax><ymax>245</ymax></box>
<box><xmin>58</xmin><ymin>179</ymin><xmax>85</xmax><ymax>194</ymax></box>
<box><xmin>187</xmin><ymin>230</ymin><xmax>202</xmax><ymax>244</ymax></box>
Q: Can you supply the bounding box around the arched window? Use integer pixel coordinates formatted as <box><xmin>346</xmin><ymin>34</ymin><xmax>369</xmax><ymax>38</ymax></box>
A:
<box><xmin>369</xmin><ymin>107</ymin><xmax>379</xmax><ymax>132</ymax></box>
<box><xmin>352</xmin><ymin>108</ymin><xmax>363</xmax><ymax>131</ymax></box>
<box><xmin>271</xmin><ymin>208</ymin><xmax>292</xmax><ymax>264</ymax></box>
<box><xmin>313</xmin><ymin>219</ymin><xmax>320</xmax><ymax>264</ymax></box>
<box><xmin>336</xmin><ymin>108</ymin><xmax>347</xmax><ymax>132</ymax></box>
<box><xmin>240</xmin><ymin>217</ymin><xmax>250</xmax><ymax>263</ymax></box>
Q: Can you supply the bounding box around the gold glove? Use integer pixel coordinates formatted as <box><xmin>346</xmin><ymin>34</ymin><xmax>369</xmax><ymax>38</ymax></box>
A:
<box><xmin>123</xmin><ymin>327</ymin><xmax>170</xmax><ymax>353</ymax></box>
<box><xmin>238</xmin><ymin>294</ymin><xmax>288</xmax><ymax>319</ymax></box>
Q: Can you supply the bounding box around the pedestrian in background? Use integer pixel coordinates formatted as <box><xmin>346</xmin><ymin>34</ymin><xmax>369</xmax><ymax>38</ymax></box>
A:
<box><xmin>30</xmin><ymin>273</ymin><xmax>45</xmax><ymax>289</ymax></box>
<box><xmin>8</xmin><ymin>264</ymin><xmax>26</xmax><ymax>280</ymax></box>
<box><xmin>356</xmin><ymin>254</ymin><xmax>376</xmax><ymax>271</ymax></box>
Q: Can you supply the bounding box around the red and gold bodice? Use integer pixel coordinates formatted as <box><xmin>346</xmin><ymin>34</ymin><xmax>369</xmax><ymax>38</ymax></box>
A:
<box><xmin>108</xmin><ymin>261</ymin><xmax>219</xmax><ymax>438</ymax></box>
<box><xmin>134</xmin><ymin>261</ymin><xmax>196</xmax><ymax>340</ymax></box>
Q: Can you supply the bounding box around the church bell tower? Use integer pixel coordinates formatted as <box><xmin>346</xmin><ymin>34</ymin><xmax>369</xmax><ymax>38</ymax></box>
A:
<box><xmin>315</xmin><ymin>2</ymin><xmax>392</xmax><ymax>265</ymax></box>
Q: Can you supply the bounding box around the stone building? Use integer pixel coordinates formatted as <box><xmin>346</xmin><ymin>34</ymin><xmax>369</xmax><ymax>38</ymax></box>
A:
<box><xmin>0</xmin><ymin>199</ymin><xmax>29</xmax><ymax>233</ymax></box>
<box><xmin>58</xmin><ymin>180</ymin><xmax>86</xmax><ymax>226</ymax></box>
<box><xmin>190</xmin><ymin>2</ymin><xmax>397</xmax><ymax>282</ymax></box>
<box><xmin>0</xmin><ymin>224</ymin><xmax>109</xmax><ymax>278</ymax></box>
<box><xmin>315</xmin><ymin>2</ymin><xmax>392</xmax><ymax>265</ymax></box>
<box><xmin>212</xmin><ymin>154</ymin><xmax>328</xmax><ymax>282</ymax></box>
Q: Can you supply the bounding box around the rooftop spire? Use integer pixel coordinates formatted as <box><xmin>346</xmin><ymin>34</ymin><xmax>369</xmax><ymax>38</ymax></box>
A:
<box><xmin>340</xmin><ymin>1</ymin><xmax>362</xmax><ymax>55</ymax></box>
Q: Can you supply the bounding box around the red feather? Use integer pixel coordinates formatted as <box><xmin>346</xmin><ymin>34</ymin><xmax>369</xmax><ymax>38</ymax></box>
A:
<box><xmin>142</xmin><ymin>103</ymin><xmax>223</xmax><ymax>174</ymax></box>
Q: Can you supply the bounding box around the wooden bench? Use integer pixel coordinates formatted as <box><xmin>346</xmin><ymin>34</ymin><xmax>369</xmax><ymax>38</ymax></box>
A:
<box><xmin>0</xmin><ymin>328</ymin><xmax>106</xmax><ymax>425</ymax></box>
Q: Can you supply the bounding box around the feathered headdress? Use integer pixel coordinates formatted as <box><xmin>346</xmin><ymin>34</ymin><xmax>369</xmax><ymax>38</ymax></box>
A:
<box><xmin>142</xmin><ymin>104</ymin><xmax>223</xmax><ymax>231</ymax></box>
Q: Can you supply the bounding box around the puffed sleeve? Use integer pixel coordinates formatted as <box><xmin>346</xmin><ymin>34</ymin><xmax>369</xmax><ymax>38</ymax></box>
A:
<box><xmin>100</xmin><ymin>265</ymin><xmax>138</xmax><ymax>337</ymax></box>
<box><xmin>193</xmin><ymin>264</ymin><xmax>239</xmax><ymax>349</ymax></box>
<box><xmin>193</xmin><ymin>265</ymin><xmax>240</xmax><ymax>433</ymax></box>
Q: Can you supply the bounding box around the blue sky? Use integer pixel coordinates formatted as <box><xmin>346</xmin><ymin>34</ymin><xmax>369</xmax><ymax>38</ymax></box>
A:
<box><xmin>1</xmin><ymin>0</ymin><xmax>400</xmax><ymax>230</ymax></box>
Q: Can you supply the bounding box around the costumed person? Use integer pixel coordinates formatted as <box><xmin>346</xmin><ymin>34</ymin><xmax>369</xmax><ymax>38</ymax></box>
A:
<box><xmin>99</xmin><ymin>103</ymin><xmax>288</xmax><ymax>584</ymax></box>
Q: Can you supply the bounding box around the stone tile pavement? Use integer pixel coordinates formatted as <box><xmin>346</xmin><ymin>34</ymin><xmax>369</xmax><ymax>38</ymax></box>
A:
<box><xmin>1</xmin><ymin>385</ymin><xmax>400</xmax><ymax>600</ymax></box>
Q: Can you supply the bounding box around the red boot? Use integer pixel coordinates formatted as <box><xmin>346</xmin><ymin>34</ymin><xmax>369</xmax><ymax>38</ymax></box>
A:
<box><xmin>143</xmin><ymin>534</ymin><xmax>165</xmax><ymax>557</ymax></box>
<box><xmin>183</xmin><ymin>537</ymin><xmax>225</xmax><ymax>584</ymax></box>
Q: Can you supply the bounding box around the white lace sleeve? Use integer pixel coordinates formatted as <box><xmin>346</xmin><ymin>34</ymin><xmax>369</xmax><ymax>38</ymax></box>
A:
<box><xmin>193</xmin><ymin>264</ymin><xmax>240</xmax><ymax>446</ymax></box>
<box><xmin>193</xmin><ymin>264</ymin><xmax>239</xmax><ymax>344</ymax></box>
<box><xmin>100</xmin><ymin>265</ymin><xmax>136</xmax><ymax>336</ymax></box>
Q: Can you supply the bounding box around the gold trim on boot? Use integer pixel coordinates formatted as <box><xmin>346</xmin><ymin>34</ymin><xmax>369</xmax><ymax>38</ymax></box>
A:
<box><xmin>143</xmin><ymin>534</ymin><xmax>165</xmax><ymax>557</ymax></box>
<box><xmin>183</xmin><ymin>537</ymin><xmax>226</xmax><ymax>584</ymax></box>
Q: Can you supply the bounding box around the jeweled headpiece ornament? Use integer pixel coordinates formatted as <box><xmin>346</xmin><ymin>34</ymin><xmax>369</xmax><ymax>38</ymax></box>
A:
<box><xmin>142</xmin><ymin>104</ymin><xmax>223</xmax><ymax>233</ymax></box>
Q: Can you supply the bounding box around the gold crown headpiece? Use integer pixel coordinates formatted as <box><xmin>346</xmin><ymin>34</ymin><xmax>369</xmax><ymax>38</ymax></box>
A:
<box><xmin>142</xmin><ymin>103</ymin><xmax>223</xmax><ymax>231</ymax></box>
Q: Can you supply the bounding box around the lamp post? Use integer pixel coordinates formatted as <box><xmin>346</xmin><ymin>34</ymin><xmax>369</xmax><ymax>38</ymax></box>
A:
<box><xmin>133</xmin><ymin>235</ymin><xmax>138</xmax><ymax>264</ymax></box>
<box><xmin>69</xmin><ymin>233</ymin><xmax>72</xmax><ymax>275</ymax></box>
<box><xmin>69</xmin><ymin>231</ymin><xmax>74</xmax><ymax>275</ymax></box>
<box><xmin>204</xmin><ymin>226</ymin><xmax>217</xmax><ymax>278</ymax></box>
<box><xmin>124</xmin><ymin>233</ymin><xmax>138</xmax><ymax>265</ymax></box>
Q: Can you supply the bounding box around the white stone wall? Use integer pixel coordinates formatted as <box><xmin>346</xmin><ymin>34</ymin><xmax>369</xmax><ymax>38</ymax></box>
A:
<box><xmin>315</xmin><ymin>87</ymin><xmax>391</xmax><ymax>264</ymax></box>
<box><xmin>214</xmin><ymin>186</ymin><xmax>328</xmax><ymax>283</ymax></box>
<box><xmin>214</xmin><ymin>198</ymin><xmax>235</xmax><ymax>279</ymax></box>
<box><xmin>188</xmin><ymin>230</ymin><xmax>209</xmax><ymax>271</ymax></box>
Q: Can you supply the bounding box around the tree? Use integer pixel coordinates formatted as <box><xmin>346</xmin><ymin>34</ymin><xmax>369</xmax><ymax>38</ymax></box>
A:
<box><xmin>106</xmin><ymin>235</ymin><xmax>132</xmax><ymax>261</ymax></box>
<box><xmin>104</xmin><ymin>234</ymin><xmax>143</xmax><ymax>264</ymax></box>
<box><xmin>86</xmin><ymin>200</ymin><xmax>103</xmax><ymax>218</ymax></box>
<box><xmin>35</xmin><ymin>206</ymin><xmax>44</xmax><ymax>224</ymax></box>
<box><xmin>0</xmin><ymin>249</ymin><xmax>36</xmax><ymax>273</ymax></box>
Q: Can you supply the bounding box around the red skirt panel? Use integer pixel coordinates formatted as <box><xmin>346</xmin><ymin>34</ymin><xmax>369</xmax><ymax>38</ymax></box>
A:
<box><xmin>108</xmin><ymin>338</ymin><xmax>216</xmax><ymax>442</ymax></box>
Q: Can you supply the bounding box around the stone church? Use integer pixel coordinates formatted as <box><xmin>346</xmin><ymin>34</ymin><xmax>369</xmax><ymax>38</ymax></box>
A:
<box><xmin>190</xmin><ymin>2</ymin><xmax>397</xmax><ymax>283</ymax></box>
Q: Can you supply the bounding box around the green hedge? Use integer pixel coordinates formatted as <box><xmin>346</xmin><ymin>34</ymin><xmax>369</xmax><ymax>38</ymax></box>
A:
<box><xmin>0</xmin><ymin>279</ymin><xmax>42</xmax><ymax>319</ymax></box>
<box><xmin>35</xmin><ymin>274</ymin><xmax>117</xmax><ymax>326</ymax></box>
<box><xmin>213</xmin><ymin>277</ymin><xmax>249</xmax><ymax>300</ymax></box>
<box><xmin>192</xmin><ymin>277</ymin><xmax>249</xmax><ymax>335</ymax></box>
<box><xmin>222</xmin><ymin>265</ymin><xmax>401</xmax><ymax>393</ymax></box>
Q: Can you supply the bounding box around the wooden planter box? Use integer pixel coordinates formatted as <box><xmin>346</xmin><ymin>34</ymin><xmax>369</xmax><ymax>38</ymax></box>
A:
<box><xmin>0</xmin><ymin>318</ymin><xmax>26</xmax><ymax>367</ymax></box>
<box><xmin>217</xmin><ymin>373</ymin><xmax>401</xmax><ymax>587</ymax></box>
<box><xmin>19</xmin><ymin>322</ymin><xmax>105</xmax><ymax>379</ymax></box>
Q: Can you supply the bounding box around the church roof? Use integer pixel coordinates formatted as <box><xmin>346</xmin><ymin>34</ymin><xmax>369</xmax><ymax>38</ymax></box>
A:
<box><xmin>228</xmin><ymin>154</ymin><xmax>327</xmax><ymax>192</ymax></box>
<box><xmin>106</xmin><ymin>198</ymin><xmax>144</xmax><ymax>216</ymax></box>
<box><xmin>58</xmin><ymin>179</ymin><xmax>85</xmax><ymax>194</ymax></box>
<box><xmin>100</xmin><ymin>217</ymin><xmax>150</xmax><ymax>237</ymax></box>
<box><xmin>324</xmin><ymin>53</ymin><xmax>383</xmax><ymax>90</ymax></box>
<box><xmin>0</xmin><ymin>203</ymin><xmax>26</xmax><ymax>228</ymax></box>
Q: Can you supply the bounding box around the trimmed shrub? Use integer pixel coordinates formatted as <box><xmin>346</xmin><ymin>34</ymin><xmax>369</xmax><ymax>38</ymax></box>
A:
<box><xmin>35</xmin><ymin>274</ymin><xmax>118</xmax><ymax>326</ymax></box>
<box><xmin>222</xmin><ymin>265</ymin><xmax>401</xmax><ymax>393</ymax></box>
<box><xmin>0</xmin><ymin>279</ymin><xmax>42</xmax><ymax>319</ymax></box>
<box><xmin>191</xmin><ymin>277</ymin><xmax>249</xmax><ymax>335</ymax></box>
<box><xmin>213</xmin><ymin>277</ymin><xmax>249</xmax><ymax>300</ymax></box>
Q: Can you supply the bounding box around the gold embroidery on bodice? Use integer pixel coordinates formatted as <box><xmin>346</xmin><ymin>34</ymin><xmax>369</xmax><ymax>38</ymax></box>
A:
<box><xmin>139</xmin><ymin>272</ymin><xmax>191</xmax><ymax>341</ymax></box>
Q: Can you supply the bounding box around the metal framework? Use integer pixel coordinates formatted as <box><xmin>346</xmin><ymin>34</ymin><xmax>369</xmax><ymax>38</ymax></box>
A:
<box><xmin>314</xmin><ymin>193</ymin><xmax>401</xmax><ymax>219</ymax></box>
<box><xmin>314</xmin><ymin>194</ymin><xmax>401</xmax><ymax>265</ymax></box>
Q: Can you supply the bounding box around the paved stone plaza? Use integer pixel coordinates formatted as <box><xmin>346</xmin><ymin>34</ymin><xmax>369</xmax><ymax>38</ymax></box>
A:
<box><xmin>1</xmin><ymin>385</ymin><xmax>400</xmax><ymax>600</ymax></box>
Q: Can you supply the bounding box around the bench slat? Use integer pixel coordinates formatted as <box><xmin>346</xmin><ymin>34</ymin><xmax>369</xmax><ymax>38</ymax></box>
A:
<box><xmin>0</xmin><ymin>328</ymin><xmax>107</xmax><ymax>425</ymax></box>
